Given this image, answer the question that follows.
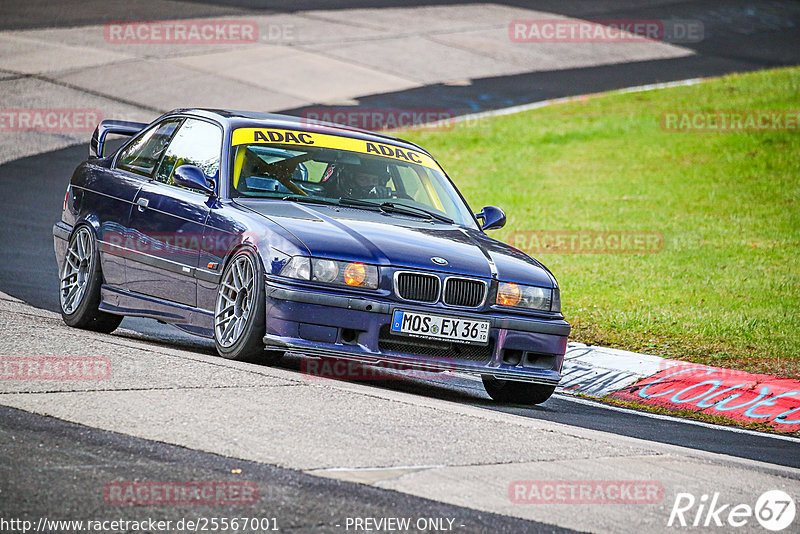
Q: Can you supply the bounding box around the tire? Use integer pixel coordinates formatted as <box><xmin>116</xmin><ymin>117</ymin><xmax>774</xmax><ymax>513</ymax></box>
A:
<box><xmin>482</xmin><ymin>376</ymin><xmax>556</xmax><ymax>405</ymax></box>
<box><xmin>214</xmin><ymin>248</ymin><xmax>280</xmax><ymax>363</ymax></box>
<box><xmin>59</xmin><ymin>225</ymin><xmax>122</xmax><ymax>333</ymax></box>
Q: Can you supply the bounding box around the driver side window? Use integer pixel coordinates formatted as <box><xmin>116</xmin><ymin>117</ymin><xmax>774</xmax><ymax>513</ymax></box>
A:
<box><xmin>116</xmin><ymin>120</ymin><xmax>181</xmax><ymax>177</ymax></box>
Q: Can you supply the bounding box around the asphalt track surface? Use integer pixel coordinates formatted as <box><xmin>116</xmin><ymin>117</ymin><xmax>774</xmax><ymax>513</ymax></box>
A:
<box><xmin>0</xmin><ymin>405</ymin><xmax>573</xmax><ymax>533</ymax></box>
<box><xmin>1</xmin><ymin>1</ymin><xmax>799</xmax><ymax>528</ymax></box>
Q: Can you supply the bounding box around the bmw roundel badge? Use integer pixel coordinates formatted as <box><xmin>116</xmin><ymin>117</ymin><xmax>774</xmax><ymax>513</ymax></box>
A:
<box><xmin>431</xmin><ymin>257</ymin><xmax>448</xmax><ymax>266</ymax></box>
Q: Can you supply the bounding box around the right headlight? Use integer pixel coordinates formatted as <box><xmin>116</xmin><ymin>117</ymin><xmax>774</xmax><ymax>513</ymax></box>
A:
<box><xmin>496</xmin><ymin>282</ymin><xmax>559</xmax><ymax>312</ymax></box>
<box><xmin>280</xmin><ymin>256</ymin><xmax>379</xmax><ymax>289</ymax></box>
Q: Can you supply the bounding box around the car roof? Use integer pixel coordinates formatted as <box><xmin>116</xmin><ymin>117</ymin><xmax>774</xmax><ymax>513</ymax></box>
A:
<box><xmin>164</xmin><ymin>108</ymin><xmax>433</xmax><ymax>157</ymax></box>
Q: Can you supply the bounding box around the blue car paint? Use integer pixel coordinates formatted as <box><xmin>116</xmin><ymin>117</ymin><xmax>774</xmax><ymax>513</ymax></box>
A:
<box><xmin>54</xmin><ymin>109</ymin><xmax>570</xmax><ymax>386</ymax></box>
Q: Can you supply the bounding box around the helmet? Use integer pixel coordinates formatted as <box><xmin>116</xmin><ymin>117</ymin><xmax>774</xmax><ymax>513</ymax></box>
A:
<box><xmin>333</xmin><ymin>159</ymin><xmax>391</xmax><ymax>199</ymax></box>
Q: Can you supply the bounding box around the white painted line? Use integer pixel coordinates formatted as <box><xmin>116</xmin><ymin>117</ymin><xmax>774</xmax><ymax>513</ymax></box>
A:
<box><xmin>444</xmin><ymin>77</ymin><xmax>705</xmax><ymax>126</ymax></box>
<box><xmin>554</xmin><ymin>393</ymin><xmax>800</xmax><ymax>443</ymax></box>
<box><xmin>312</xmin><ymin>464</ymin><xmax>444</xmax><ymax>472</ymax></box>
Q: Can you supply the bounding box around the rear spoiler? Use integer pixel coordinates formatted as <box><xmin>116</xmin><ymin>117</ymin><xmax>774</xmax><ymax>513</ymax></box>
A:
<box><xmin>90</xmin><ymin>120</ymin><xmax>148</xmax><ymax>158</ymax></box>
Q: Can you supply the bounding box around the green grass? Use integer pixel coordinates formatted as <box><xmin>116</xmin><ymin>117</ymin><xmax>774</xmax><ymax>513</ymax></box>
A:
<box><xmin>401</xmin><ymin>67</ymin><xmax>800</xmax><ymax>377</ymax></box>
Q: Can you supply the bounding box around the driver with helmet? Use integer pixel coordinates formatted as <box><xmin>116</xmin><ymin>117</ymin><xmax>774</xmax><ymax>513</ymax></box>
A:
<box><xmin>325</xmin><ymin>159</ymin><xmax>392</xmax><ymax>199</ymax></box>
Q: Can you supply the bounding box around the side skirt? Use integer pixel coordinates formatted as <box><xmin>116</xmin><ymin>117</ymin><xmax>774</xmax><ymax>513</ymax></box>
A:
<box><xmin>99</xmin><ymin>285</ymin><xmax>214</xmax><ymax>338</ymax></box>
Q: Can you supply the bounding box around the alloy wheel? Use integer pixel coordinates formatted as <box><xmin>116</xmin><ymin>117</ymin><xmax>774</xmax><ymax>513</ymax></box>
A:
<box><xmin>60</xmin><ymin>227</ymin><xmax>94</xmax><ymax>315</ymax></box>
<box><xmin>215</xmin><ymin>254</ymin><xmax>255</xmax><ymax>348</ymax></box>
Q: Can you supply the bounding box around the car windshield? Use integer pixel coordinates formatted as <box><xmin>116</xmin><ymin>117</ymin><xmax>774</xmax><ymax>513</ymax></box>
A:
<box><xmin>229</xmin><ymin>128</ymin><xmax>477</xmax><ymax>228</ymax></box>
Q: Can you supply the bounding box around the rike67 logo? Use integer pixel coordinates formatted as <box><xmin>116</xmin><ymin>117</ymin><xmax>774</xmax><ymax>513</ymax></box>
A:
<box><xmin>668</xmin><ymin>490</ymin><xmax>795</xmax><ymax>531</ymax></box>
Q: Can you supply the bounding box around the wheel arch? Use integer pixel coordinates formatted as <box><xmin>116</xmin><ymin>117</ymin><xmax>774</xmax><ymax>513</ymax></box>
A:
<box><xmin>71</xmin><ymin>216</ymin><xmax>101</xmax><ymax>239</ymax></box>
<box><xmin>220</xmin><ymin>242</ymin><xmax>264</xmax><ymax>277</ymax></box>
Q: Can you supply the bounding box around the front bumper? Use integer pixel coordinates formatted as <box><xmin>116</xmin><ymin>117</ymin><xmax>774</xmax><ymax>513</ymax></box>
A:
<box><xmin>263</xmin><ymin>281</ymin><xmax>569</xmax><ymax>385</ymax></box>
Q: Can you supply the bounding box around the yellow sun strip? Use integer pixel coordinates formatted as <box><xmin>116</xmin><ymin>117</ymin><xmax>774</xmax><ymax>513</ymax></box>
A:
<box><xmin>412</xmin><ymin>164</ymin><xmax>445</xmax><ymax>212</ymax></box>
<box><xmin>231</xmin><ymin>128</ymin><xmax>439</xmax><ymax>171</ymax></box>
<box><xmin>232</xmin><ymin>146</ymin><xmax>246</xmax><ymax>189</ymax></box>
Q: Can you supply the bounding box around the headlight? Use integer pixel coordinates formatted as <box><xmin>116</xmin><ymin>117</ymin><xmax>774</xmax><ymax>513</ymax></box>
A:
<box><xmin>496</xmin><ymin>282</ymin><xmax>555</xmax><ymax>312</ymax></box>
<box><xmin>313</xmin><ymin>259</ymin><xmax>338</xmax><ymax>283</ymax></box>
<box><xmin>281</xmin><ymin>256</ymin><xmax>310</xmax><ymax>280</ymax></box>
<box><xmin>280</xmin><ymin>257</ymin><xmax>378</xmax><ymax>289</ymax></box>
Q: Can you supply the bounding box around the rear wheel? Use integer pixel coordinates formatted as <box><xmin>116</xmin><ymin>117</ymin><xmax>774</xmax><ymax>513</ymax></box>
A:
<box><xmin>482</xmin><ymin>376</ymin><xmax>555</xmax><ymax>405</ymax></box>
<box><xmin>214</xmin><ymin>248</ymin><xmax>280</xmax><ymax>363</ymax></box>
<box><xmin>59</xmin><ymin>225</ymin><xmax>122</xmax><ymax>333</ymax></box>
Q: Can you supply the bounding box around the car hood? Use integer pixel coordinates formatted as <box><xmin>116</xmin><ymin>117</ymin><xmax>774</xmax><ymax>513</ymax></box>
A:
<box><xmin>236</xmin><ymin>200</ymin><xmax>555</xmax><ymax>287</ymax></box>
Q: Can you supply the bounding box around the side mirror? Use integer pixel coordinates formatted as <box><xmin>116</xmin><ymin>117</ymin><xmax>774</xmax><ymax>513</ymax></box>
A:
<box><xmin>173</xmin><ymin>165</ymin><xmax>215</xmax><ymax>196</ymax></box>
<box><xmin>476</xmin><ymin>206</ymin><xmax>506</xmax><ymax>231</ymax></box>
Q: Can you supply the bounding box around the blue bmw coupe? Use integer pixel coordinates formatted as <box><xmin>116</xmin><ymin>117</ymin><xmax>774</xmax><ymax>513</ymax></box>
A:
<box><xmin>54</xmin><ymin>109</ymin><xmax>570</xmax><ymax>404</ymax></box>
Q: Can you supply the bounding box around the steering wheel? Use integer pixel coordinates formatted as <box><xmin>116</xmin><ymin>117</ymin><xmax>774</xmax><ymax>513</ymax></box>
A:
<box><xmin>392</xmin><ymin>191</ymin><xmax>414</xmax><ymax>201</ymax></box>
<box><xmin>296</xmin><ymin>182</ymin><xmax>326</xmax><ymax>195</ymax></box>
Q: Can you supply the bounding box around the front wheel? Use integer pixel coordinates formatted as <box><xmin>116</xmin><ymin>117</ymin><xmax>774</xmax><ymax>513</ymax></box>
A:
<box><xmin>482</xmin><ymin>376</ymin><xmax>556</xmax><ymax>405</ymax></box>
<box><xmin>59</xmin><ymin>225</ymin><xmax>122</xmax><ymax>333</ymax></box>
<box><xmin>214</xmin><ymin>248</ymin><xmax>279</xmax><ymax>363</ymax></box>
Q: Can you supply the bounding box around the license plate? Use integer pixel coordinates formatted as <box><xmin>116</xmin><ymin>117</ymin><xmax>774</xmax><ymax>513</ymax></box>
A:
<box><xmin>390</xmin><ymin>310</ymin><xmax>490</xmax><ymax>345</ymax></box>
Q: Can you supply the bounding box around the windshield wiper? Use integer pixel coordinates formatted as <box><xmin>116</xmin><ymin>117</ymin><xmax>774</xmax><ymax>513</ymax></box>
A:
<box><xmin>282</xmin><ymin>195</ymin><xmax>338</xmax><ymax>206</ymax></box>
<box><xmin>285</xmin><ymin>196</ymin><xmax>454</xmax><ymax>224</ymax></box>
<box><xmin>341</xmin><ymin>197</ymin><xmax>453</xmax><ymax>223</ymax></box>
<box><xmin>283</xmin><ymin>196</ymin><xmax>384</xmax><ymax>214</ymax></box>
<box><xmin>338</xmin><ymin>197</ymin><xmax>384</xmax><ymax>211</ymax></box>
<box><xmin>379</xmin><ymin>202</ymin><xmax>454</xmax><ymax>224</ymax></box>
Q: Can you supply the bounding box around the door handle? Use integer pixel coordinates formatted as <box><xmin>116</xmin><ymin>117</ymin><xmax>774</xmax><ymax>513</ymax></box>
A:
<box><xmin>136</xmin><ymin>198</ymin><xmax>149</xmax><ymax>211</ymax></box>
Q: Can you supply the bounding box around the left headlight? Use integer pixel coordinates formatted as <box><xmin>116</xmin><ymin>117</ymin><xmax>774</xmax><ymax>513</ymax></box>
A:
<box><xmin>496</xmin><ymin>282</ymin><xmax>559</xmax><ymax>313</ymax></box>
<box><xmin>280</xmin><ymin>256</ymin><xmax>379</xmax><ymax>289</ymax></box>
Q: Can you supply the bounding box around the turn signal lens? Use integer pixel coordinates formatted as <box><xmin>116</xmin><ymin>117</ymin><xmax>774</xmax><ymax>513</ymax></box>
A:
<box><xmin>344</xmin><ymin>263</ymin><xmax>367</xmax><ymax>286</ymax></box>
<box><xmin>496</xmin><ymin>282</ymin><xmax>521</xmax><ymax>307</ymax></box>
